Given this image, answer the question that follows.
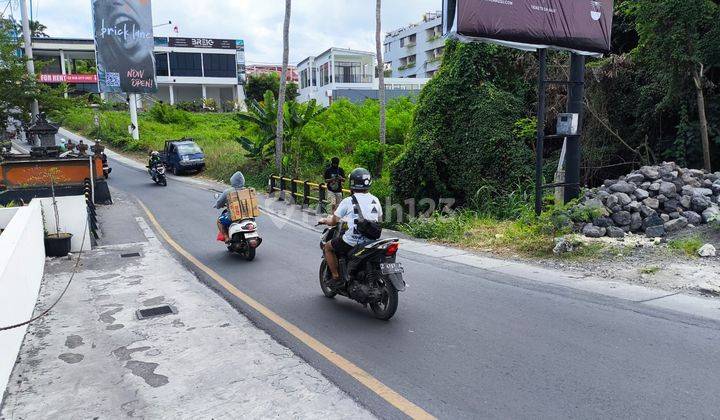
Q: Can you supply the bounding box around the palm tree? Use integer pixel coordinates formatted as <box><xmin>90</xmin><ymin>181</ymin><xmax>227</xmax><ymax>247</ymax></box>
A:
<box><xmin>276</xmin><ymin>0</ymin><xmax>292</xmax><ymax>175</ymax></box>
<box><xmin>375</xmin><ymin>0</ymin><xmax>386</xmax><ymax>174</ymax></box>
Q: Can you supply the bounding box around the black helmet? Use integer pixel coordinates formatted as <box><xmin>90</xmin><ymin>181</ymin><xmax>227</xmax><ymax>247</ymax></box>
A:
<box><xmin>349</xmin><ymin>168</ymin><xmax>372</xmax><ymax>191</ymax></box>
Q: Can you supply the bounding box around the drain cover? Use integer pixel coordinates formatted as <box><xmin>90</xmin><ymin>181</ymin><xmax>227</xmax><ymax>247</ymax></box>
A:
<box><xmin>121</xmin><ymin>252</ymin><xmax>141</xmax><ymax>258</ymax></box>
<box><xmin>136</xmin><ymin>305</ymin><xmax>176</xmax><ymax>320</ymax></box>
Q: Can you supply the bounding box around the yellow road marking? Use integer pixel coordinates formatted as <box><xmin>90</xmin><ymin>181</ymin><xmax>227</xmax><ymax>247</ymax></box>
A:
<box><xmin>137</xmin><ymin>200</ymin><xmax>435</xmax><ymax>420</ymax></box>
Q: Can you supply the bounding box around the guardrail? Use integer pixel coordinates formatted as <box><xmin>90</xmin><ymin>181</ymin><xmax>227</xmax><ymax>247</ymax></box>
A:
<box><xmin>83</xmin><ymin>179</ymin><xmax>100</xmax><ymax>244</ymax></box>
<box><xmin>268</xmin><ymin>175</ymin><xmax>351</xmax><ymax>214</ymax></box>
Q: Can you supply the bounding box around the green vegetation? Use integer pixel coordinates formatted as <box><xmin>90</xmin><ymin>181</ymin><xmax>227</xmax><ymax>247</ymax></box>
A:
<box><xmin>245</xmin><ymin>73</ymin><xmax>298</xmax><ymax>103</ymax></box>
<box><xmin>668</xmin><ymin>236</ymin><xmax>704</xmax><ymax>257</ymax></box>
<box><xmin>640</xmin><ymin>266</ymin><xmax>661</xmax><ymax>275</ymax></box>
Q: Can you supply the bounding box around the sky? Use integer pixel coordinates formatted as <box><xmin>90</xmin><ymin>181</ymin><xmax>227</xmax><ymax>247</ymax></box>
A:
<box><xmin>5</xmin><ymin>0</ymin><xmax>441</xmax><ymax>64</ymax></box>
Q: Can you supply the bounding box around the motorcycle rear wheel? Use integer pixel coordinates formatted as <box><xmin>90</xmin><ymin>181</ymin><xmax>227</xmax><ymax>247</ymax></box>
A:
<box><xmin>244</xmin><ymin>247</ymin><xmax>256</xmax><ymax>261</ymax></box>
<box><xmin>369</xmin><ymin>279</ymin><xmax>398</xmax><ymax>320</ymax></box>
<box><xmin>318</xmin><ymin>260</ymin><xmax>337</xmax><ymax>298</ymax></box>
<box><xmin>160</xmin><ymin>178</ymin><xmax>167</xmax><ymax>186</ymax></box>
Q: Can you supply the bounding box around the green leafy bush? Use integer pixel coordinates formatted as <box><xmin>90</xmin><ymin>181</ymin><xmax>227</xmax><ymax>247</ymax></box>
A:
<box><xmin>392</xmin><ymin>41</ymin><xmax>533</xmax><ymax>210</ymax></box>
<box><xmin>175</xmin><ymin>100</ymin><xmax>203</xmax><ymax>112</ymax></box>
<box><xmin>148</xmin><ymin>103</ymin><xmax>190</xmax><ymax>125</ymax></box>
<box><xmin>352</xmin><ymin>141</ymin><xmax>384</xmax><ymax>176</ymax></box>
<box><xmin>400</xmin><ymin>211</ymin><xmax>475</xmax><ymax>241</ymax></box>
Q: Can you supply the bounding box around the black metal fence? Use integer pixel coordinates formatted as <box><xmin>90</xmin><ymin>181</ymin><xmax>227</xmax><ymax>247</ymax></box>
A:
<box><xmin>83</xmin><ymin>179</ymin><xmax>99</xmax><ymax>244</ymax></box>
<box><xmin>268</xmin><ymin>175</ymin><xmax>351</xmax><ymax>214</ymax></box>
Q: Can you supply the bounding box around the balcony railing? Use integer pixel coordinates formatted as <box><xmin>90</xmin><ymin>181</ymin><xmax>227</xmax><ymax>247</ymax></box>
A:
<box><xmin>398</xmin><ymin>62</ymin><xmax>416</xmax><ymax>71</ymax></box>
<box><xmin>333</xmin><ymin>75</ymin><xmax>373</xmax><ymax>84</ymax></box>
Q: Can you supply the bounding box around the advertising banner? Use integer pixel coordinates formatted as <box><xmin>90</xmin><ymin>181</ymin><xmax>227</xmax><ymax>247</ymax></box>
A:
<box><xmin>236</xmin><ymin>40</ymin><xmax>246</xmax><ymax>85</ymax></box>
<box><xmin>168</xmin><ymin>37</ymin><xmax>237</xmax><ymax>50</ymax></box>
<box><xmin>39</xmin><ymin>74</ymin><xmax>99</xmax><ymax>83</ymax></box>
<box><xmin>91</xmin><ymin>0</ymin><xmax>157</xmax><ymax>93</ymax></box>
<box><xmin>444</xmin><ymin>0</ymin><xmax>614</xmax><ymax>55</ymax></box>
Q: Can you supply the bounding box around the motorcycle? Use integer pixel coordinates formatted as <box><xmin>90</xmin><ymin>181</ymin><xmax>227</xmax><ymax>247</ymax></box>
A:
<box><xmin>318</xmin><ymin>226</ymin><xmax>406</xmax><ymax>320</ymax></box>
<box><xmin>101</xmin><ymin>153</ymin><xmax>112</xmax><ymax>179</ymax></box>
<box><xmin>149</xmin><ymin>163</ymin><xmax>167</xmax><ymax>186</ymax></box>
<box><xmin>214</xmin><ymin>193</ymin><xmax>262</xmax><ymax>261</ymax></box>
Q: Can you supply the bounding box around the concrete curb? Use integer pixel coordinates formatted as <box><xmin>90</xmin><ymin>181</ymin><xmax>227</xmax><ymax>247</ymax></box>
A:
<box><xmin>59</xmin><ymin>128</ymin><xmax>720</xmax><ymax>324</ymax></box>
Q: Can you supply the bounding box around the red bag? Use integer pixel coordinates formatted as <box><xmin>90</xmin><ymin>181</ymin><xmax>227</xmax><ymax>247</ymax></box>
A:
<box><xmin>216</xmin><ymin>231</ymin><xmax>225</xmax><ymax>242</ymax></box>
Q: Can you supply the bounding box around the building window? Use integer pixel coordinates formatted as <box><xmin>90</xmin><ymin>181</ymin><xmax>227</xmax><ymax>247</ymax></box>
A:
<box><xmin>426</xmin><ymin>70</ymin><xmax>437</xmax><ymax>78</ymax></box>
<box><xmin>399</xmin><ymin>54</ymin><xmax>416</xmax><ymax>71</ymax></box>
<box><xmin>384</xmin><ymin>42</ymin><xmax>391</xmax><ymax>53</ymax></box>
<box><xmin>334</xmin><ymin>61</ymin><xmax>364</xmax><ymax>83</ymax></box>
<box><xmin>426</xmin><ymin>25</ymin><xmax>442</xmax><ymax>42</ymax></box>
<box><xmin>155</xmin><ymin>53</ymin><xmax>169</xmax><ymax>76</ymax></box>
<box><xmin>400</xmin><ymin>34</ymin><xmax>417</xmax><ymax>48</ymax></box>
<box><xmin>169</xmin><ymin>52</ymin><xmax>202</xmax><ymax>77</ymax></box>
<box><xmin>319</xmin><ymin>62</ymin><xmax>330</xmax><ymax>86</ymax></box>
<box><xmin>312</xmin><ymin>68</ymin><xmax>317</xmax><ymax>86</ymax></box>
<box><xmin>203</xmin><ymin>53</ymin><xmax>236</xmax><ymax>78</ymax></box>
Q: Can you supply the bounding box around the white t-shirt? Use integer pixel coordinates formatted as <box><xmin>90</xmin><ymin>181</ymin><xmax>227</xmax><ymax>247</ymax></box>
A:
<box><xmin>334</xmin><ymin>192</ymin><xmax>383</xmax><ymax>246</ymax></box>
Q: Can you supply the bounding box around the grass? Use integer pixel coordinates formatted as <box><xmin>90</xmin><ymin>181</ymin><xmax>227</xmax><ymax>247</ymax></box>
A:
<box><xmin>399</xmin><ymin>209</ymin><xmax>607</xmax><ymax>259</ymax></box>
<box><xmin>53</xmin><ymin>107</ymin><xmax>254</xmax><ymax>183</ymax></box>
<box><xmin>640</xmin><ymin>266</ymin><xmax>661</xmax><ymax>275</ymax></box>
<box><xmin>668</xmin><ymin>235</ymin><xmax>704</xmax><ymax>257</ymax></box>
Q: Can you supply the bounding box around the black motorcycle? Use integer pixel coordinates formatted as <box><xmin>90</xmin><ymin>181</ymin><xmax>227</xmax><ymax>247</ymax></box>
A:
<box><xmin>319</xmin><ymin>226</ymin><xmax>406</xmax><ymax>320</ymax></box>
<box><xmin>149</xmin><ymin>163</ymin><xmax>167</xmax><ymax>186</ymax></box>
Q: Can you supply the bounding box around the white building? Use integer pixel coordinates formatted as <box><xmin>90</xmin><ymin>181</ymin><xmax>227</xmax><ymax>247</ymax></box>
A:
<box><xmin>384</xmin><ymin>11</ymin><xmax>445</xmax><ymax>79</ymax></box>
<box><xmin>296</xmin><ymin>47</ymin><xmax>428</xmax><ymax>107</ymax></box>
<box><xmin>31</xmin><ymin>36</ymin><xmax>247</xmax><ymax>108</ymax></box>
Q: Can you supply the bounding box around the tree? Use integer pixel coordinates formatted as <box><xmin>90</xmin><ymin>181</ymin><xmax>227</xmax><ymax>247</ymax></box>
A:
<box><xmin>0</xmin><ymin>19</ymin><xmax>40</xmax><ymax>130</ymax></box>
<box><xmin>375</xmin><ymin>0</ymin><xmax>386</xmax><ymax>175</ymax></box>
<box><xmin>236</xmin><ymin>91</ymin><xmax>278</xmax><ymax>164</ymax></box>
<box><xmin>245</xmin><ymin>73</ymin><xmax>299</xmax><ymax>103</ymax></box>
<box><xmin>634</xmin><ymin>0</ymin><xmax>720</xmax><ymax>171</ymax></box>
<box><xmin>275</xmin><ymin>0</ymin><xmax>292</xmax><ymax>175</ymax></box>
<box><xmin>14</xmin><ymin>19</ymin><xmax>49</xmax><ymax>38</ymax></box>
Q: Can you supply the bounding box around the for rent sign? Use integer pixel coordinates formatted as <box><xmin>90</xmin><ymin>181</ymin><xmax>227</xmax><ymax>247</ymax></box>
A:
<box><xmin>91</xmin><ymin>0</ymin><xmax>157</xmax><ymax>93</ymax></box>
<box><xmin>39</xmin><ymin>74</ymin><xmax>99</xmax><ymax>83</ymax></box>
<box><xmin>444</xmin><ymin>0</ymin><xmax>614</xmax><ymax>54</ymax></box>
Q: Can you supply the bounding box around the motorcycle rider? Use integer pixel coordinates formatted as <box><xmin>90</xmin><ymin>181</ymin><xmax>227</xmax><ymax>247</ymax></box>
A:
<box><xmin>148</xmin><ymin>151</ymin><xmax>161</xmax><ymax>168</ymax></box>
<box><xmin>214</xmin><ymin>171</ymin><xmax>246</xmax><ymax>242</ymax></box>
<box><xmin>318</xmin><ymin>168</ymin><xmax>382</xmax><ymax>288</ymax></box>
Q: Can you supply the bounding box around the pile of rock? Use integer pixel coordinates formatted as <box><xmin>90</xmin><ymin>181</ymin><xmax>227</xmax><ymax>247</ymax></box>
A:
<box><xmin>577</xmin><ymin>162</ymin><xmax>720</xmax><ymax>238</ymax></box>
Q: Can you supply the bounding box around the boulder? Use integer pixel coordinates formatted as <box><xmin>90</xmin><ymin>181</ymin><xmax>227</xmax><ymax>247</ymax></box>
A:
<box><xmin>582</xmin><ymin>224</ymin><xmax>605</xmax><ymax>238</ymax></box>
<box><xmin>645</xmin><ymin>225</ymin><xmax>666</xmax><ymax>238</ymax></box>
<box><xmin>668</xmin><ymin>212</ymin><xmax>681</xmax><ymax>220</ymax></box>
<box><xmin>649</xmin><ymin>182</ymin><xmax>661</xmax><ymax>192</ymax></box>
<box><xmin>626</xmin><ymin>173</ymin><xmax>645</xmax><ymax>184</ymax></box>
<box><xmin>680</xmin><ymin>195</ymin><xmax>692</xmax><ymax>209</ymax></box>
<box><xmin>606</xmin><ymin>226</ymin><xmax>626</xmax><ymax>238</ymax></box>
<box><xmin>692</xmin><ymin>195</ymin><xmax>712</xmax><ymax>212</ymax></box>
<box><xmin>659</xmin><ymin>181</ymin><xmax>677</xmax><ymax>197</ymax></box>
<box><xmin>626</xmin><ymin>201</ymin><xmax>641</xmax><ymax>212</ymax></box>
<box><xmin>611</xmin><ymin>211</ymin><xmax>632</xmax><ymax>226</ymax></box>
<box><xmin>640</xmin><ymin>204</ymin><xmax>656</xmax><ymax>218</ymax></box>
<box><xmin>695</xmin><ymin>188</ymin><xmax>713</xmax><ymax>196</ymax></box>
<box><xmin>640</xmin><ymin>166</ymin><xmax>660</xmax><ymax>180</ymax></box>
<box><xmin>698</xmin><ymin>244</ymin><xmax>717</xmax><ymax>258</ymax></box>
<box><xmin>592</xmin><ymin>216</ymin><xmax>614</xmax><ymax>228</ymax></box>
<box><xmin>643</xmin><ymin>197</ymin><xmax>660</xmax><ymax>210</ymax></box>
<box><xmin>681</xmin><ymin>185</ymin><xmax>696</xmax><ymax>196</ymax></box>
<box><xmin>630</xmin><ymin>212</ymin><xmax>643</xmax><ymax>231</ymax></box>
<box><xmin>660</xmin><ymin>214</ymin><xmax>670</xmax><ymax>222</ymax></box>
<box><xmin>682</xmin><ymin>211</ymin><xmax>702</xmax><ymax>225</ymax></box>
<box><xmin>613</xmin><ymin>192</ymin><xmax>632</xmax><ymax>206</ymax></box>
<box><xmin>664</xmin><ymin>217</ymin><xmax>688</xmax><ymax>233</ymax></box>
<box><xmin>642</xmin><ymin>214</ymin><xmax>664</xmax><ymax>230</ymax></box>
<box><xmin>634</xmin><ymin>189</ymin><xmax>650</xmax><ymax>201</ymax></box>
<box><xmin>663</xmin><ymin>199</ymin><xmax>680</xmax><ymax>213</ymax></box>
<box><xmin>605</xmin><ymin>194</ymin><xmax>619</xmax><ymax>209</ymax></box>
<box><xmin>703</xmin><ymin>206</ymin><xmax>720</xmax><ymax>223</ymax></box>
<box><xmin>609</xmin><ymin>181</ymin><xmax>636</xmax><ymax>194</ymax></box>
<box><xmin>553</xmin><ymin>237</ymin><xmax>574</xmax><ymax>255</ymax></box>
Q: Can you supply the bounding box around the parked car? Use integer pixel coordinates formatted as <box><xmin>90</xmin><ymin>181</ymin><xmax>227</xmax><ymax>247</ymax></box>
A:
<box><xmin>160</xmin><ymin>139</ymin><xmax>206</xmax><ymax>175</ymax></box>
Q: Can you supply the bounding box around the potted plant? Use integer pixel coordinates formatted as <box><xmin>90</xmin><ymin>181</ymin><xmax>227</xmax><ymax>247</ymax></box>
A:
<box><xmin>43</xmin><ymin>170</ymin><xmax>73</xmax><ymax>257</ymax></box>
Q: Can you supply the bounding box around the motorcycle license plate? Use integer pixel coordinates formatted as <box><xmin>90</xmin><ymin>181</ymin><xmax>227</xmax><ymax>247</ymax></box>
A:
<box><xmin>380</xmin><ymin>262</ymin><xmax>404</xmax><ymax>275</ymax></box>
<box><xmin>244</xmin><ymin>232</ymin><xmax>259</xmax><ymax>238</ymax></box>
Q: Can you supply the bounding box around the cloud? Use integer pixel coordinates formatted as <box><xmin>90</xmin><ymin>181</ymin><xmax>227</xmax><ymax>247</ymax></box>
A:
<box><xmin>18</xmin><ymin>0</ymin><xmax>440</xmax><ymax>64</ymax></box>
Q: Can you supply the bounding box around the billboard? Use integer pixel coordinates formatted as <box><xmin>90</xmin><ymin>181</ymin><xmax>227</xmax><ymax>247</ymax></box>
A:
<box><xmin>91</xmin><ymin>0</ymin><xmax>157</xmax><ymax>93</ymax></box>
<box><xmin>443</xmin><ymin>0</ymin><xmax>614</xmax><ymax>55</ymax></box>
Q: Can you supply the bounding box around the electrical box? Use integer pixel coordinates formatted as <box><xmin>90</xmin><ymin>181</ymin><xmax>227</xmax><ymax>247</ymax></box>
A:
<box><xmin>556</xmin><ymin>113</ymin><xmax>579</xmax><ymax>136</ymax></box>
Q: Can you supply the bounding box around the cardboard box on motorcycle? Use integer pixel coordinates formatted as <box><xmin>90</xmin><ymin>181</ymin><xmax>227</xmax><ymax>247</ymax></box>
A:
<box><xmin>227</xmin><ymin>188</ymin><xmax>261</xmax><ymax>221</ymax></box>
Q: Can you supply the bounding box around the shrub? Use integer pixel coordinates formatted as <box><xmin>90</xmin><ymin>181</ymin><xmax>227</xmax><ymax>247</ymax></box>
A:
<box><xmin>175</xmin><ymin>100</ymin><xmax>203</xmax><ymax>112</ymax></box>
<box><xmin>668</xmin><ymin>235</ymin><xmax>704</xmax><ymax>257</ymax></box>
<box><xmin>400</xmin><ymin>211</ymin><xmax>475</xmax><ymax>241</ymax></box>
<box><xmin>392</xmin><ymin>41</ymin><xmax>533</xmax><ymax>209</ymax></box>
<box><xmin>148</xmin><ymin>103</ymin><xmax>190</xmax><ymax>125</ymax></box>
<box><xmin>352</xmin><ymin>140</ymin><xmax>384</xmax><ymax>176</ymax></box>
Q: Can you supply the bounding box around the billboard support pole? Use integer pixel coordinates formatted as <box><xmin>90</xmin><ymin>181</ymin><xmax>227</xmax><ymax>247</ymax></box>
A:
<box><xmin>563</xmin><ymin>53</ymin><xmax>585</xmax><ymax>204</ymax></box>
<box><xmin>20</xmin><ymin>0</ymin><xmax>39</xmax><ymax>120</ymax></box>
<box><xmin>534</xmin><ymin>49</ymin><xmax>548</xmax><ymax>216</ymax></box>
<box><xmin>129</xmin><ymin>93</ymin><xmax>140</xmax><ymax>140</ymax></box>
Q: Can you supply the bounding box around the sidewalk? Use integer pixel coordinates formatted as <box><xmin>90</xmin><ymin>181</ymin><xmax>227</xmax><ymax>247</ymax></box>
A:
<box><xmin>0</xmin><ymin>190</ymin><xmax>372</xmax><ymax>419</ymax></box>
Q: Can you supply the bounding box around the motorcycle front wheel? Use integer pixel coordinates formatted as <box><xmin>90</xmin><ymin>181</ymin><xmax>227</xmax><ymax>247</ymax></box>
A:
<box><xmin>160</xmin><ymin>177</ymin><xmax>167</xmax><ymax>186</ymax></box>
<box><xmin>244</xmin><ymin>247</ymin><xmax>256</xmax><ymax>261</ymax></box>
<box><xmin>318</xmin><ymin>260</ymin><xmax>337</xmax><ymax>298</ymax></box>
<box><xmin>369</xmin><ymin>279</ymin><xmax>398</xmax><ymax>320</ymax></box>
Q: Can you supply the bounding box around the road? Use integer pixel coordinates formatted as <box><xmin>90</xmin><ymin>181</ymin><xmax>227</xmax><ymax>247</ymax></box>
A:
<box><xmin>107</xmin><ymin>158</ymin><xmax>720</xmax><ymax>419</ymax></box>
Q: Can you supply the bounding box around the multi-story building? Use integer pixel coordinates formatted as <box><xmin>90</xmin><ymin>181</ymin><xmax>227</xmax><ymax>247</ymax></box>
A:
<box><xmin>246</xmin><ymin>64</ymin><xmax>299</xmax><ymax>83</ymax></box>
<box><xmin>296</xmin><ymin>47</ymin><xmax>428</xmax><ymax>107</ymax></box>
<box><xmin>31</xmin><ymin>36</ymin><xmax>247</xmax><ymax>107</ymax></box>
<box><xmin>384</xmin><ymin>11</ymin><xmax>445</xmax><ymax>79</ymax></box>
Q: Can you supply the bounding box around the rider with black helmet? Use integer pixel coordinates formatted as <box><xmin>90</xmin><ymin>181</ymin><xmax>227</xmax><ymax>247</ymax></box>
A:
<box><xmin>319</xmin><ymin>168</ymin><xmax>383</xmax><ymax>287</ymax></box>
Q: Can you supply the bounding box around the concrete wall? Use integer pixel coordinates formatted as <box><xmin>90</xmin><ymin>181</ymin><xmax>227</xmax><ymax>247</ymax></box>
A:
<box><xmin>0</xmin><ymin>207</ymin><xmax>19</xmax><ymax>228</ymax></box>
<box><xmin>334</xmin><ymin>89</ymin><xmax>420</xmax><ymax>104</ymax></box>
<box><xmin>0</xmin><ymin>201</ymin><xmax>45</xmax><ymax>398</ymax></box>
<box><xmin>38</xmin><ymin>196</ymin><xmax>91</xmax><ymax>252</ymax></box>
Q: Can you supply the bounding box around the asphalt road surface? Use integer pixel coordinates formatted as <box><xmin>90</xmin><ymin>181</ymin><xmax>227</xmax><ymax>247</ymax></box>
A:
<box><xmin>107</xmin><ymin>158</ymin><xmax>720</xmax><ymax>419</ymax></box>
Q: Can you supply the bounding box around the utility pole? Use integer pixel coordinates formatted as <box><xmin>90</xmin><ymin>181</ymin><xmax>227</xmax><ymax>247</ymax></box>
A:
<box><xmin>20</xmin><ymin>0</ymin><xmax>39</xmax><ymax>120</ymax></box>
<box><xmin>128</xmin><ymin>94</ymin><xmax>139</xmax><ymax>140</ymax></box>
<box><xmin>563</xmin><ymin>53</ymin><xmax>585</xmax><ymax>203</ymax></box>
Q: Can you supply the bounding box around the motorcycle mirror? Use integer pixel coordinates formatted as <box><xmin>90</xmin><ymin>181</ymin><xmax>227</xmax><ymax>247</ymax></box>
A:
<box><xmin>214</xmin><ymin>193</ymin><xmax>220</xmax><ymax>199</ymax></box>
